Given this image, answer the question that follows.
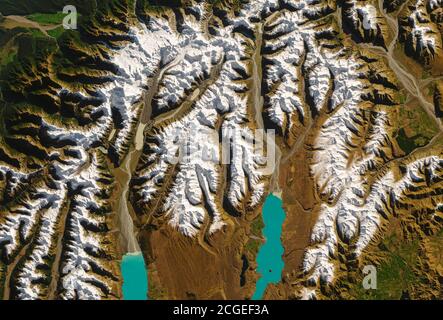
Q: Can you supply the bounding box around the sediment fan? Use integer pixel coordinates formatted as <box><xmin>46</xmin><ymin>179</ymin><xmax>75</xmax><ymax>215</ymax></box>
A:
<box><xmin>0</xmin><ymin>0</ymin><xmax>442</xmax><ymax>300</ymax></box>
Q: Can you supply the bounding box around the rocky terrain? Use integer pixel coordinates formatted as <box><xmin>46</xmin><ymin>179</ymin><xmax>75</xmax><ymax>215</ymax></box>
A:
<box><xmin>0</xmin><ymin>0</ymin><xmax>442</xmax><ymax>300</ymax></box>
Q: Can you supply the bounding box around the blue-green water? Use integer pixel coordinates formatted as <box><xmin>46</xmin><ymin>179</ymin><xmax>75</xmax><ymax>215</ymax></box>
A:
<box><xmin>252</xmin><ymin>194</ymin><xmax>286</xmax><ymax>300</ymax></box>
<box><xmin>121</xmin><ymin>253</ymin><xmax>148</xmax><ymax>300</ymax></box>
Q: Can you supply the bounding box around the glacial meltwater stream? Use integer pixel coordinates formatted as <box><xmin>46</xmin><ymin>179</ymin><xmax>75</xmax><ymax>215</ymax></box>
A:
<box><xmin>252</xmin><ymin>194</ymin><xmax>286</xmax><ymax>300</ymax></box>
<box><xmin>117</xmin><ymin>144</ymin><xmax>148</xmax><ymax>300</ymax></box>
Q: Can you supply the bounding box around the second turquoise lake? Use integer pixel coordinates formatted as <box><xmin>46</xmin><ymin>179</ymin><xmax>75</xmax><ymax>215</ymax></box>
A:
<box><xmin>252</xmin><ymin>194</ymin><xmax>286</xmax><ymax>300</ymax></box>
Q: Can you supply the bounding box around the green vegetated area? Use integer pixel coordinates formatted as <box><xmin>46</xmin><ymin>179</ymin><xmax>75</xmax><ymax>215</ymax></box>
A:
<box><xmin>26</xmin><ymin>12</ymin><xmax>67</xmax><ymax>25</ymax></box>
<box><xmin>0</xmin><ymin>0</ymin><xmax>144</xmax><ymax>86</ymax></box>
<box><xmin>0</xmin><ymin>0</ymin><xmax>96</xmax><ymax>15</ymax></box>
<box><xmin>349</xmin><ymin>234</ymin><xmax>426</xmax><ymax>300</ymax></box>
<box><xmin>3</xmin><ymin>11</ymin><xmax>82</xmax><ymax>40</ymax></box>
<box><xmin>0</xmin><ymin>0</ymin><xmax>145</xmax><ymax>129</ymax></box>
<box><xmin>0</xmin><ymin>35</ymin><xmax>17</xmax><ymax>67</ymax></box>
<box><xmin>1</xmin><ymin>24</ymin><xmax>57</xmax><ymax>165</ymax></box>
<box><xmin>0</xmin><ymin>32</ymin><xmax>58</xmax><ymax>97</ymax></box>
<box><xmin>47</xmin><ymin>26</ymin><xmax>66</xmax><ymax>39</ymax></box>
<box><xmin>0</xmin><ymin>3</ymin><xmax>88</xmax><ymax>77</ymax></box>
<box><xmin>0</xmin><ymin>28</ymin><xmax>21</xmax><ymax>70</ymax></box>
<box><xmin>0</xmin><ymin>15</ymin><xmax>66</xmax><ymax>77</ymax></box>
<box><xmin>0</xmin><ymin>26</ymin><xmax>70</xmax><ymax>116</ymax></box>
<box><xmin>0</xmin><ymin>27</ymin><xmax>55</xmax><ymax>78</ymax></box>
<box><xmin>245</xmin><ymin>215</ymin><xmax>265</xmax><ymax>256</ymax></box>
<box><xmin>395</xmin><ymin>101</ymin><xmax>439</xmax><ymax>154</ymax></box>
<box><xmin>0</xmin><ymin>49</ymin><xmax>15</xmax><ymax>66</ymax></box>
<box><xmin>26</xmin><ymin>11</ymin><xmax>79</xmax><ymax>39</ymax></box>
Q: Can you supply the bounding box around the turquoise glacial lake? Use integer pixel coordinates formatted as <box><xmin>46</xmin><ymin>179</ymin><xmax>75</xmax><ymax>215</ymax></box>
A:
<box><xmin>121</xmin><ymin>253</ymin><xmax>148</xmax><ymax>300</ymax></box>
<box><xmin>120</xmin><ymin>194</ymin><xmax>285</xmax><ymax>300</ymax></box>
<box><xmin>252</xmin><ymin>194</ymin><xmax>286</xmax><ymax>300</ymax></box>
